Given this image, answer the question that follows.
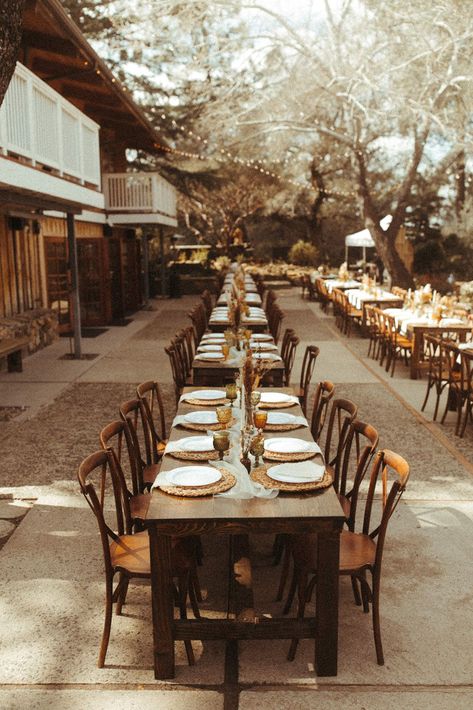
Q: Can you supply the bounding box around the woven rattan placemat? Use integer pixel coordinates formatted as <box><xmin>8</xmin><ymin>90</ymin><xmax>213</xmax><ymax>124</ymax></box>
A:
<box><xmin>251</xmin><ymin>464</ymin><xmax>332</xmax><ymax>492</ymax></box>
<box><xmin>259</xmin><ymin>400</ymin><xmax>297</xmax><ymax>409</ymax></box>
<box><xmin>183</xmin><ymin>397</ymin><xmax>228</xmax><ymax>407</ymax></box>
<box><xmin>263</xmin><ymin>449</ymin><xmax>317</xmax><ymax>462</ymax></box>
<box><xmin>264</xmin><ymin>422</ymin><xmax>304</xmax><ymax>432</ymax></box>
<box><xmin>158</xmin><ymin>465</ymin><xmax>236</xmax><ymax>497</ymax></box>
<box><xmin>167</xmin><ymin>449</ymin><xmax>221</xmax><ymax>461</ymax></box>
<box><xmin>180</xmin><ymin>417</ymin><xmax>236</xmax><ymax>432</ymax></box>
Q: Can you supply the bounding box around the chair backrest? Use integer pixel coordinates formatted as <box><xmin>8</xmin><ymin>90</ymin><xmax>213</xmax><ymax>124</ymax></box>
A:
<box><xmin>269</xmin><ymin>305</ymin><xmax>285</xmax><ymax>343</ymax></box>
<box><xmin>100</xmin><ymin>418</ymin><xmax>140</xmax><ymax>500</ymax></box>
<box><xmin>136</xmin><ymin>380</ymin><xmax>167</xmax><ymax>449</ymax></box>
<box><xmin>280</xmin><ymin>328</ymin><xmax>295</xmax><ymax>363</ymax></box>
<box><xmin>339</xmin><ymin>419</ymin><xmax>379</xmax><ymax>529</ymax></box>
<box><xmin>283</xmin><ymin>334</ymin><xmax>300</xmax><ymax>386</ymax></box>
<box><xmin>362</xmin><ymin>449</ymin><xmax>409</xmax><ymax>572</ymax></box>
<box><xmin>201</xmin><ymin>289</ymin><xmax>213</xmax><ymax>319</ymax></box>
<box><xmin>323</xmin><ymin>397</ymin><xmax>358</xmax><ymax>491</ymax></box>
<box><xmin>299</xmin><ymin>345</ymin><xmax>320</xmax><ymax>412</ymax></box>
<box><xmin>77</xmin><ymin>449</ymin><xmax>127</xmax><ymax>572</ymax></box>
<box><xmin>310</xmin><ymin>380</ymin><xmax>335</xmax><ymax>442</ymax></box>
<box><xmin>188</xmin><ymin>303</ymin><xmax>207</xmax><ymax>341</ymax></box>
<box><xmin>165</xmin><ymin>342</ymin><xmax>186</xmax><ymax>403</ymax></box>
<box><xmin>119</xmin><ymin>398</ymin><xmax>148</xmax><ymax>492</ymax></box>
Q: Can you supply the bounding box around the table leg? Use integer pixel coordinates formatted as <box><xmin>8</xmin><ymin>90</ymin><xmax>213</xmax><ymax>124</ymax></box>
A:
<box><xmin>315</xmin><ymin>530</ymin><xmax>340</xmax><ymax>676</ymax></box>
<box><xmin>149</xmin><ymin>525</ymin><xmax>175</xmax><ymax>679</ymax></box>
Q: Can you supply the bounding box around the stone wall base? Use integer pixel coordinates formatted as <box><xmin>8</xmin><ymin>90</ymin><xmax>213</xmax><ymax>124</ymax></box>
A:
<box><xmin>0</xmin><ymin>309</ymin><xmax>59</xmax><ymax>362</ymax></box>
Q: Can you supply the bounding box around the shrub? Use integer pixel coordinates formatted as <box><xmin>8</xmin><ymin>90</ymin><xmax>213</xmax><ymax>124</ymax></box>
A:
<box><xmin>288</xmin><ymin>240</ymin><xmax>319</xmax><ymax>267</ymax></box>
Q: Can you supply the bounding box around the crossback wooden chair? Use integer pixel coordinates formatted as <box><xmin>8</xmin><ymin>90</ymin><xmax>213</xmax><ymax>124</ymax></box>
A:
<box><xmin>295</xmin><ymin>345</ymin><xmax>320</xmax><ymax>415</ymax></box>
<box><xmin>283</xmin><ymin>334</ymin><xmax>300</xmax><ymax>386</ymax></box>
<box><xmin>323</xmin><ymin>397</ymin><xmax>359</xmax><ymax>492</ymax></box>
<box><xmin>165</xmin><ymin>343</ymin><xmax>183</xmax><ymax>405</ymax></box>
<box><xmin>384</xmin><ymin>313</ymin><xmax>412</xmax><ymax>376</ymax></box>
<box><xmin>188</xmin><ymin>303</ymin><xmax>207</xmax><ymax>342</ymax></box>
<box><xmin>119</xmin><ymin>398</ymin><xmax>160</xmax><ymax>492</ymax></box>
<box><xmin>201</xmin><ymin>289</ymin><xmax>214</xmax><ymax>320</ymax></box>
<box><xmin>99</xmin><ymin>419</ymin><xmax>150</xmax><ymax>528</ymax></box>
<box><xmin>457</xmin><ymin>348</ymin><xmax>473</xmax><ymax>437</ymax></box>
<box><xmin>337</xmin><ymin>419</ymin><xmax>379</xmax><ymax>531</ymax></box>
<box><xmin>315</xmin><ymin>278</ymin><xmax>331</xmax><ymax>313</ymax></box>
<box><xmin>136</xmin><ymin>380</ymin><xmax>168</xmax><ymax>464</ymax></box>
<box><xmin>285</xmin><ymin>449</ymin><xmax>410</xmax><ymax>664</ymax></box>
<box><xmin>77</xmin><ymin>450</ymin><xmax>199</xmax><ymax>668</ymax></box>
<box><xmin>309</xmin><ymin>380</ymin><xmax>335</xmax><ymax>442</ymax></box>
<box><xmin>420</xmin><ymin>335</ymin><xmax>450</xmax><ymax>421</ymax></box>
<box><xmin>440</xmin><ymin>340</ymin><xmax>468</xmax><ymax>434</ymax></box>
<box><xmin>280</xmin><ymin>328</ymin><xmax>295</xmax><ymax>365</ymax></box>
<box><xmin>340</xmin><ymin>290</ymin><xmax>363</xmax><ymax>337</ymax></box>
<box><xmin>268</xmin><ymin>305</ymin><xmax>285</xmax><ymax>344</ymax></box>
<box><xmin>365</xmin><ymin>304</ymin><xmax>382</xmax><ymax>360</ymax></box>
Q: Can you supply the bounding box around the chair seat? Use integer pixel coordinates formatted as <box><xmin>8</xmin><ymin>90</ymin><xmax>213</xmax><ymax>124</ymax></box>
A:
<box><xmin>110</xmin><ymin>531</ymin><xmax>196</xmax><ymax>576</ymax></box>
<box><xmin>130</xmin><ymin>493</ymin><xmax>151</xmax><ymax>521</ymax></box>
<box><xmin>348</xmin><ymin>308</ymin><xmax>363</xmax><ymax>318</ymax></box>
<box><xmin>110</xmin><ymin>531</ymin><xmax>150</xmax><ymax>575</ymax></box>
<box><xmin>395</xmin><ymin>337</ymin><xmax>412</xmax><ymax>349</ymax></box>
<box><xmin>339</xmin><ymin>530</ymin><xmax>376</xmax><ymax>573</ymax></box>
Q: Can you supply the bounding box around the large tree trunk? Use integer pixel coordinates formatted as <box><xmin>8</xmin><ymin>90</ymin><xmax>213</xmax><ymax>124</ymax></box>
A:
<box><xmin>0</xmin><ymin>0</ymin><xmax>25</xmax><ymax>107</ymax></box>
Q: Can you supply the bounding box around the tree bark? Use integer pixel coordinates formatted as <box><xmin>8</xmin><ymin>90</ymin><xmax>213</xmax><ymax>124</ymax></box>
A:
<box><xmin>355</xmin><ymin>127</ymin><xmax>430</xmax><ymax>289</ymax></box>
<box><xmin>0</xmin><ymin>0</ymin><xmax>26</xmax><ymax>108</ymax></box>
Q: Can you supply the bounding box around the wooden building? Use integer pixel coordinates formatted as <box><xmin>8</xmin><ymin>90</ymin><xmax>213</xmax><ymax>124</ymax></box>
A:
<box><xmin>0</xmin><ymin>0</ymin><xmax>177</xmax><ymax>351</ymax></box>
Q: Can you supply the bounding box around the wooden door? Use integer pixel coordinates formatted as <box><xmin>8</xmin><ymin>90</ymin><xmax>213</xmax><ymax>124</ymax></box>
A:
<box><xmin>77</xmin><ymin>239</ymin><xmax>107</xmax><ymax>326</ymax></box>
<box><xmin>44</xmin><ymin>237</ymin><xmax>71</xmax><ymax>332</ymax></box>
<box><xmin>107</xmin><ymin>238</ymin><xmax>125</xmax><ymax>322</ymax></box>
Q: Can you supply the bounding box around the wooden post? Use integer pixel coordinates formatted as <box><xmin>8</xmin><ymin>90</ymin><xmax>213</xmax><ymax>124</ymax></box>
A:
<box><xmin>160</xmin><ymin>227</ymin><xmax>166</xmax><ymax>297</ymax></box>
<box><xmin>66</xmin><ymin>212</ymin><xmax>82</xmax><ymax>359</ymax></box>
<box><xmin>142</xmin><ymin>233</ymin><xmax>150</xmax><ymax>307</ymax></box>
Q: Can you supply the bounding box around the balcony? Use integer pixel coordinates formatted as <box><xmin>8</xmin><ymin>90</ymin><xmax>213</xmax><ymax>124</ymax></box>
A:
<box><xmin>103</xmin><ymin>172</ymin><xmax>177</xmax><ymax>227</ymax></box>
<box><xmin>0</xmin><ymin>62</ymin><xmax>103</xmax><ymax>210</ymax></box>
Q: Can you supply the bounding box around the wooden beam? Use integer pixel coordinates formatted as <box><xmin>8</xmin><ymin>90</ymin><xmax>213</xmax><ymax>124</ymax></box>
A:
<box><xmin>0</xmin><ymin>190</ymin><xmax>83</xmax><ymax>214</ymax></box>
<box><xmin>22</xmin><ymin>30</ymin><xmax>79</xmax><ymax>58</ymax></box>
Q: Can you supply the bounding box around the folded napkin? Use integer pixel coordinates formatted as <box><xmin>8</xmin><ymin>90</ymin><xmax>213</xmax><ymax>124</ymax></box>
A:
<box><xmin>264</xmin><ymin>439</ymin><xmax>322</xmax><ymax>455</ymax></box>
<box><xmin>267</xmin><ymin>414</ymin><xmax>308</xmax><ymax>427</ymax></box>
<box><xmin>457</xmin><ymin>342</ymin><xmax>473</xmax><ymax>350</ymax></box>
<box><xmin>194</xmin><ymin>353</ymin><xmax>225</xmax><ymax>362</ymax></box>
<box><xmin>440</xmin><ymin>318</ymin><xmax>465</xmax><ymax>326</ymax></box>
<box><xmin>267</xmin><ymin>461</ymin><xmax>325</xmax><ymax>482</ymax></box>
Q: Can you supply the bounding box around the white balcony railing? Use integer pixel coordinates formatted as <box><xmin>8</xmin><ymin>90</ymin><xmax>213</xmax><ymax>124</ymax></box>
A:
<box><xmin>103</xmin><ymin>172</ymin><xmax>177</xmax><ymax>220</ymax></box>
<box><xmin>0</xmin><ymin>62</ymin><xmax>101</xmax><ymax>188</ymax></box>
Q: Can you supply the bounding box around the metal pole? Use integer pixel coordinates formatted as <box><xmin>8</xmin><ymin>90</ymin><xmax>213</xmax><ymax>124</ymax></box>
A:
<box><xmin>142</xmin><ymin>233</ymin><xmax>150</xmax><ymax>307</ymax></box>
<box><xmin>66</xmin><ymin>212</ymin><xmax>82</xmax><ymax>359</ymax></box>
<box><xmin>160</xmin><ymin>228</ymin><xmax>166</xmax><ymax>297</ymax></box>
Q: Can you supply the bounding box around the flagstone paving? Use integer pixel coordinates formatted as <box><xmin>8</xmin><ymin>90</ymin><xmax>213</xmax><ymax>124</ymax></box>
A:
<box><xmin>0</xmin><ymin>289</ymin><xmax>472</xmax><ymax>708</ymax></box>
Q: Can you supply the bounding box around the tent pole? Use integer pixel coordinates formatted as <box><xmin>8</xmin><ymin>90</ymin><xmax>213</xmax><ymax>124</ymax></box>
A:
<box><xmin>345</xmin><ymin>244</ymin><xmax>348</xmax><ymax>266</ymax></box>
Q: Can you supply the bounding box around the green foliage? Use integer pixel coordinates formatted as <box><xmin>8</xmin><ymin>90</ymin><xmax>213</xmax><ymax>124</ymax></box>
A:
<box><xmin>413</xmin><ymin>240</ymin><xmax>446</xmax><ymax>274</ymax></box>
<box><xmin>288</xmin><ymin>240</ymin><xmax>319</xmax><ymax>267</ymax></box>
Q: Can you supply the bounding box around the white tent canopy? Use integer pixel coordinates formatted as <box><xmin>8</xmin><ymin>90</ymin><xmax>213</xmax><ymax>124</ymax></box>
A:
<box><xmin>344</xmin><ymin>215</ymin><xmax>392</xmax><ymax>263</ymax></box>
<box><xmin>345</xmin><ymin>215</ymin><xmax>392</xmax><ymax>248</ymax></box>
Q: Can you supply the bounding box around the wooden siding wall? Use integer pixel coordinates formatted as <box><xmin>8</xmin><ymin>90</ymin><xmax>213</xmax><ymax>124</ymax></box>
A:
<box><xmin>0</xmin><ymin>216</ymin><xmax>44</xmax><ymax>318</ymax></box>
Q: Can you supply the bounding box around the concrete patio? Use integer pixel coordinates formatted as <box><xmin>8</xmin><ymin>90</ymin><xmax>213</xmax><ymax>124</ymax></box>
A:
<box><xmin>1</xmin><ymin>289</ymin><xmax>472</xmax><ymax>709</ymax></box>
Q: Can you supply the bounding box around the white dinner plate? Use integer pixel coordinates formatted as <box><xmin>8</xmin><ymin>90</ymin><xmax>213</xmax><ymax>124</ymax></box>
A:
<box><xmin>196</xmin><ymin>352</ymin><xmax>225</xmax><ymax>361</ymax></box>
<box><xmin>176</xmin><ymin>436</ymin><xmax>215</xmax><ymax>452</ymax></box>
<box><xmin>264</xmin><ymin>437</ymin><xmax>315</xmax><ymax>454</ymax></box>
<box><xmin>259</xmin><ymin>392</ymin><xmax>293</xmax><ymax>404</ymax></box>
<box><xmin>253</xmin><ymin>352</ymin><xmax>281</xmax><ymax>361</ymax></box>
<box><xmin>267</xmin><ymin>412</ymin><xmax>298</xmax><ymax>425</ymax></box>
<box><xmin>165</xmin><ymin>465</ymin><xmax>221</xmax><ymax>487</ymax></box>
<box><xmin>251</xmin><ymin>334</ymin><xmax>273</xmax><ymax>341</ymax></box>
<box><xmin>198</xmin><ymin>344</ymin><xmax>223</xmax><ymax>352</ymax></box>
<box><xmin>184</xmin><ymin>411</ymin><xmax>218</xmax><ymax>424</ymax></box>
<box><xmin>267</xmin><ymin>461</ymin><xmax>325</xmax><ymax>483</ymax></box>
<box><xmin>183</xmin><ymin>389</ymin><xmax>226</xmax><ymax>402</ymax></box>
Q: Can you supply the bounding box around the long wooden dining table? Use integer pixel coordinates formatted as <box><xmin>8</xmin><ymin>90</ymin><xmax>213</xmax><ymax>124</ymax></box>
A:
<box><xmin>143</xmin><ymin>386</ymin><xmax>345</xmax><ymax>680</ymax></box>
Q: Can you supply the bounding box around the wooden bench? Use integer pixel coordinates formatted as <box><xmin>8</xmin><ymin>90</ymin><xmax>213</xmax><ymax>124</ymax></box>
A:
<box><xmin>0</xmin><ymin>337</ymin><xmax>30</xmax><ymax>372</ymax></box>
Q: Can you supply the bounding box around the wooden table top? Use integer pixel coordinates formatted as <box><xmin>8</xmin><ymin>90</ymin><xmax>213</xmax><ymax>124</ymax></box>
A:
<box><xmin>146</xmin><ymin>386</ymin><xmax>344</xmax><ymax>525</ymax></box>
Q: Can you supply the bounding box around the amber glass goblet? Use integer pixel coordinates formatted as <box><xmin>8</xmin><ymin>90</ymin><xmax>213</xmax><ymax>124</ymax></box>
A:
<box><xmin>253</xmin><ymin>408</ymin><xmax>268</xmax><ymax>433</ymax></box>
<box><xmin>225</xmin><ymin>382</ymin><xmax>238</xmax><ymax>410</ymax></box>
<box><xmin>213</xmin><ymin>431</ymin><xmax>230</xmax><ymax>461</ymax></box>
<box><xmin>216</xmin><ymin>406</ymin><xmax>232</xmax><ymax>430</ymax></box>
